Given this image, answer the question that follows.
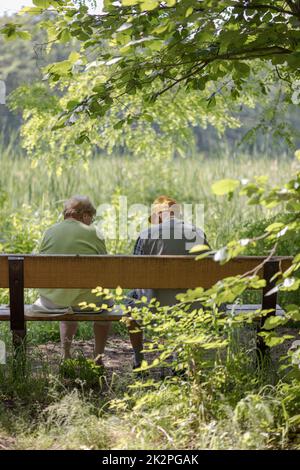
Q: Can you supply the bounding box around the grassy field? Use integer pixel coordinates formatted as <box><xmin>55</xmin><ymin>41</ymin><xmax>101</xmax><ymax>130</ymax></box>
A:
<box><xmin>0</xmin><ymin>144</ymin><xmax>299</xmax><ymax>450</ymax></box>
<box><xmin>0</xmin><ymin>140</ymin><xmax>296</xmax><ymax>250</ymax></box>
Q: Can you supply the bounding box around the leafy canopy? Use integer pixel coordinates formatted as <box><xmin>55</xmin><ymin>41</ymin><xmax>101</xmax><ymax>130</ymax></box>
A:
<box><xmin>2</xmin><ymin>1</ymin><xmax>300</xmax><ymax>128</ymax></box>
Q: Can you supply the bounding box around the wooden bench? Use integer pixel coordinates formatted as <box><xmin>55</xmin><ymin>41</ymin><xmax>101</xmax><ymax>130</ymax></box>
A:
<box><xmin>0</xmin><ymin>254</ymin><xmax>292</xmax><ymax>353</ymax></box>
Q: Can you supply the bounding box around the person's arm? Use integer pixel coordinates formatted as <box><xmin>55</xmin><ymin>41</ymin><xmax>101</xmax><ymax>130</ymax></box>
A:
<box><xmin>126</xmin><ymin>236</ymin><xmax>147</xmax><ymax>303</ymax></box>
<box><xmin>95</xmin><ymin>227</ymin><xmax>107</xmax><ymax>254</ymax></box>
<box><xmin>133</xmin><ymin>236</ymin><xmax>143</xmax><ymax>255</ymax></box>
<box><xmin>203</xmin><ymin>231</ymin><xmax>211</xmax><ymax>250</ymax></box>
<box><xmin>195</xmin><ymin>227</ymin><xmax>211</xmax><ymax>250</ymax></box>
<box><xmin>38</xmin><ymin>231</ymin><xmax>48</xmax><ymax>254</ymax></box>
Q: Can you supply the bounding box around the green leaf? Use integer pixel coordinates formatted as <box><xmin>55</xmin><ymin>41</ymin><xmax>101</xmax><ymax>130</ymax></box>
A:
<box><xmin>140</xmin><ymin>0</ymin><xmax>159</xmax><ymax>10</ymax></box>
<box><xmin>153</xmin><ymin>23</ymin><xmax>169</xmax><ymax>35</ymax></box>
<box><xmin>263</xmin><ymin>316</ymin><xmax>287</xmax><ymax>330</ymax></box>
<box><xmin>49</xmin><ymin>60</ymin><xmax>72</xmax><ymax>76</ymax></box>
<box><xmin>259</xmin><ymin>332</ymin><xmax>294</xmax><ymax>347</ymax></box>
<box><xmin>113</xmin><ymin>119</ymin><xmax>126</xmax><ymax>129</ymax></box>
<box><xmin>286</xmin><ymin>304</ymin><xmax>299</xmax><ymax>312</ymax></box>
<box><xmin>58</xmin><ymin>29</ymin><xmax>71</xmax><ymax>43</ymax></box>
<box><xmin>16</xmin><ymin>31</ymin><xmax>32</xmax><ymax>40</ymax></box>
<box><xmin>287</xmin><ymin>52</ymin><xmax>300</xmax><ymax>68</ymax></box>
<box><xmin>201</xmin><ymin>340</ymin><xmax>228</xmax><ymax>349</ymax></box>
<box><xmin>116</xmin><ymin>286</ymin><xmax>123</xmax><ymax>296</ymax></box>
<box><xmin>265</xmin><ymin>222</ymin><xmax>284</xmax><ymax>232</ymax></box>
<box><xmin>143</xmin><ymin>114</ymin><xmax>153</xmax><ymax>123</ymax></box>
<box><xmin>212</xmin><ymin>179</ymin><xmax>240</xmax><ymax>195</ymax></box>
<box><xmin>66</xmin><ymin>100</ymin><xmax>80</xmax><ymax>111</ymax></box>
<box><xmin>195</xmin><ymin>252</ymin><xmax>211</xmax><ymax>261</ymax></box>
<box><xmin>32</xmin><ymin>0</ymin><xmax>51</xmax><ymax>7</ymax></box>
<box><xmin>189</xmin><ymin>244</ymin><xmax>210</xmax><ymax>254</ymax></box>
<box><xmin>288</xmin><ymin>309</ymin><xmax>300</xmax><ymax>321</ymax></box>
<box><xmin>68</xmin><ymin>51</ymin><xmax>81</xmax><ymax>63</ymax></box>
<box><xmin>121</xmin><ymin>0</ymin><xmax>138</xmax><ymax>4</ymax></box>
<box><xmin>288</xmin><ymin>415</ymin><xmax>300</xmax><ymax>426</ymax></box>
<box><xmin>234</xmin><ymin>62</ymin><xmax>251</xmax><ymax>76</ymax></box>
<box><xmin>265</xmin><ymin>335</ymin><xmax>288</xmax><ymax>347</ymax></box>
<box><xmin>1</xmin><ymin>23</ymin><xmax>17</xmax><ymax>38</ymax></box>
<box><xmin>75</xmin><ymin>132</ymin><xmax>90</xmax><ymax>145</ymax></box>
<box><xmin>185</xmin><ymin>7</ymin><xmax>193</xmax><ymax>17</ymax></box>
<box><xmin>250</xmin><ymin>278</ymin><xmax>266</xmax><ymax>289</ymax></box>
<box><xmin>19</xmin><ymin>6</ymin><xmax>43</xmax><ymax>14</ymax></box>
<box><xmin>92</xmin><ymin>83</ymin><xmax>107</xmax><ymax>95</ymax></box>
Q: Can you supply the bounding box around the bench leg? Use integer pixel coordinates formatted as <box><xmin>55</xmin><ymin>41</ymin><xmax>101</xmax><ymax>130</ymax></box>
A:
<box><xmin>12</xmin><ymin>329</ymin><xmax>26</xmax><ymax>350</ymax></box>
<box><xmin>256</xmin><ymin>260</ymin><xmax>279</xmax><ymax>367</ymax></box>
<box><xmin>12</xmin><ymin>329</ymin><xmax>26</xmax><ymax>374</ymax></box>
<box><xmin>8</xmin><ymin>257</ymin><xmax>26</xmax><ymax>369</ymax></box>
<box><xmin>256</xmin><ymin>333</ymin><xmax>269</xmax><ymax>368</ymax></box>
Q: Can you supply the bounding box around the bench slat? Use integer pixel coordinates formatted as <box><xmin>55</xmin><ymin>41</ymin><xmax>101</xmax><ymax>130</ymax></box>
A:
<box><xmin>227</xmin><ymin>304</ymin><xmax>284</xmax><ymax>316</ymax></box>
<box><xmin>0</xmin><ymin>304</ymin><xmax>284</xmax><ymax>322</ymax></box>
<box><xmin>0</xmin><ymin>255</ymin><xmax>292</xmax><ymax>289</ymax></box>
<box><xmin>0</xmin><ymin>306</ymin><xmax>124</xmax><ymax>321</ymax></box>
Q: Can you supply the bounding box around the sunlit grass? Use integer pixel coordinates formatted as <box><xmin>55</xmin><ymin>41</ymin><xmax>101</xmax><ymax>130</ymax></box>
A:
<box><xmin>0</xmin><ymin>144</ymin><xmax>295</xmax><ymax>248</ymax></box>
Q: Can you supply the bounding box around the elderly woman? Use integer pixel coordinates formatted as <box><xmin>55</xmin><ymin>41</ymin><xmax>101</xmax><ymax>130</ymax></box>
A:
<box><xmin>36</xmin><ymin>195</ymin><xmax>113</xmax><ymax>365</ymax></box>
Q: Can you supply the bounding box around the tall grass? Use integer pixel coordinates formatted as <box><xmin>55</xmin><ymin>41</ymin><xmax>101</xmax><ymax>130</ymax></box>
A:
<box><xmin>0</xmin><ymin>142</ymin><xmax>296</xmax><ymax>248</ymax></box>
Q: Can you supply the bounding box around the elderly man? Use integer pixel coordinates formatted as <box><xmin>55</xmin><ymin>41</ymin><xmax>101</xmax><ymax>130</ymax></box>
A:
<box><xmin>128</xmin><ymin>195</ymin><xmax>210</xmax><ymax>368</ymax></box>
<box><xmin>36</xmin><ymin>195</ymin><xmax>113</xmax><ymax>364</ymax></box>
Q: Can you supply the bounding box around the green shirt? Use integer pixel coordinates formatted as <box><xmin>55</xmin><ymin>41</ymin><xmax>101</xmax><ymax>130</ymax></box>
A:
<box><xmin>39</xmin><ymin>219</ymin><xmax>107</xmax><ymax>308</ymax></box>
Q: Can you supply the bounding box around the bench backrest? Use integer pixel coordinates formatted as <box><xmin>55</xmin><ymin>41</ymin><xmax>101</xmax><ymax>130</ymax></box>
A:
<box><xmin>0</xmin><ymin>254</ymin><xmax>293</xmax><ymax>289</ymax></box>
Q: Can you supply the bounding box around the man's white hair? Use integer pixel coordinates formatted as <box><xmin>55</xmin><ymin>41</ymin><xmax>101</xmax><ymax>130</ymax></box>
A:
<box><xmin>63</xmin><ymin>195</ymin><xmax>96</xmax><ymax>219</ymax></box>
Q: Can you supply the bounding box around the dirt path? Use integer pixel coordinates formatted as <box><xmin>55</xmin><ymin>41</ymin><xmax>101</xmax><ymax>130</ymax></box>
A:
<box><xmin>33</xmin><ymin>325</ymin><xmax>300</xmax><ymax>372</ymax></box>
<box><xmin>0</xmin><ymin>437</ymin><xmax>15</xmax><ymax>451</ymax></box>
<box><xmin>35</xmin><ymin>334</ymin><xmax>135</xmax><ymax>374</ymax></box>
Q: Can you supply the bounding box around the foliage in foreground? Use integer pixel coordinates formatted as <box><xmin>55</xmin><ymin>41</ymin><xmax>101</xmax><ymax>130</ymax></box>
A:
<box><xmin>0</xmin><ymin>329</ymin><xmax>300</xmax><ymax>450</ymax></box>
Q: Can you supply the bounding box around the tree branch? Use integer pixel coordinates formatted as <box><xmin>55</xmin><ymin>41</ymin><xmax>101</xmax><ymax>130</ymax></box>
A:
<box><xmin>233</xmin><ymin>2</ymin><xmax>295</xmax><ymax>16</ymax></box>
<box><xmin>215</xmin><ymin>45</ymin><xmax>292</xmax><ymax>60</ymax></box>
<box><xmin>154</xmin><ymin>62</ymin><xmax>208</xmax><ymax>98</ymax></box>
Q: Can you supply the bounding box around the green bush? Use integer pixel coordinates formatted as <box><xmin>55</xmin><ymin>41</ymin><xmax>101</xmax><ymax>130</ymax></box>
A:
<box><xmin>59</xmin><ymin>357</ymin><xmax>105</xmax><ymax>387</ymax></box>
<box><xmin>239</xmin><ymin>214</ymin><xmax>300</xmax><ymax>257</ymax></box>
<box><xmin>239</xmin><ymin>214</ymin><xmax>300</xmax><ymax>308</ymax></box>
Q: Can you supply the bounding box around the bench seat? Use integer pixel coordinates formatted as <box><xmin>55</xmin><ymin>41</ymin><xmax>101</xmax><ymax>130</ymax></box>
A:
<box><xmin>0</xmin><ymin>304</ymin><xmax>284</xmax><ymax>322</ymax></box>
<box><xmin>0</xmin><ymin>305</ymin><xmax>124</xmax><ymax>322</ymax></box>
<box><xmin>226</xmin><ymin>304</ymin><xmax>284</xmax><ymax>317</ymax></box>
